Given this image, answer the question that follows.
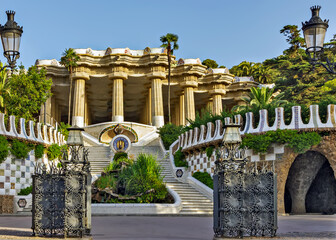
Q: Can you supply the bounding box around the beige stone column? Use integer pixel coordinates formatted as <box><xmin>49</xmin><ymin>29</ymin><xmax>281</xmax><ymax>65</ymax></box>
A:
<box><xmin>210</xmin><ymin>89</ymin><xmax>226</xmax><ymax>116</ymax></box>
<box><xmin>108</xmin><ymin>71</ymin><xmax>127</xmax><ymax>123</ymax></box>
<box><xmin>51</xmin><ymin>96</ymin><xmax>56</xmax><ymax>125</ymax></box>
<box><xmin>206</xmin><ymin>99</ymin><xmax>213</xmax><ymax>113</ymax></box>
<box><xmin>184</xmin><ymin>87</ymin><xmax>195</xmax><ymax>122</ymax></box>
<box><xmin>84</xmin><ymin>93</ymin><xmax>89</xmax><ymax>126</ymax></box>
<box><xmin>179</xmin><ymin>94</ymin><xmax>185</xmax><ymax>126</ymax></box>
<box><xmin>174</xmin><ymin>102</ymin><xmax>180</xmax><ymax>126</ymax></box>
<box><xmin>148</xmin><ymin>87</ymin><xmax>152</xmax><ymax>125</ymax></box>
<box><xmin>40</xmin><ymin>97</ymin><xmax>52</xmax><ymax>124</ymax></box>
<box><xmin>151</xmin><ymin>78</ymin><xmax>164</xmax><ymax>127</ymax></box>
<box><xmin>72</xmin><ymin>72</ymin><xmax>89</xmax><ymax>127</ymax></box>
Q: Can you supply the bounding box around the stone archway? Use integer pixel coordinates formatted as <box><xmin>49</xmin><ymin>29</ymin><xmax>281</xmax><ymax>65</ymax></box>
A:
<box><xmin>275</xmin><ymin>133</ymin><xmax>336</xmax><ymax>214</ymax></box>
<box><xmin>284</xmin><ymin>151</ymin><xmax>332</xmax><ymax>214</ymax></box>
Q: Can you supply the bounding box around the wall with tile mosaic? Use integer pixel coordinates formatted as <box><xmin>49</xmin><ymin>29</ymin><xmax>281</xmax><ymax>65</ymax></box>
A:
<box><xmin>0</xmin><ymin>151</ymin><xmax>46</xmax><ymax>195</ymax></box>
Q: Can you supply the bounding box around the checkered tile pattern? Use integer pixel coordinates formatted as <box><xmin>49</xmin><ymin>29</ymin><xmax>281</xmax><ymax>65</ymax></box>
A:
<box><xmin>188</xmin><ymin>152</ymin><xmax>215</xmax><ymax>176</ymax></box>
<box><xmin>0</xmin><ymin>151</ymin><xmax>43</xmax><ymax>195</ymax></box>
<box><xmin>186</xmin><ymin>144</ymin><xmax>285</xmax><ymax>177</ymax></box>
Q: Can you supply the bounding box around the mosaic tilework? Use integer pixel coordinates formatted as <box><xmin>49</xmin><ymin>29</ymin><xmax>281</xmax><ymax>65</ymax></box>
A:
<box><xmin>0</xmin><ymin>151</ymin><xmax>44</xmax><ymax>195</ymax></box>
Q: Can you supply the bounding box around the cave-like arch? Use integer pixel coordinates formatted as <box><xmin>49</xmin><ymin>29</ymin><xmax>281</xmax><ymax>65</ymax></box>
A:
<box><xmin>284</xmin><ymin>151</ymin><xmax>336</xmax><ymax>214</ymax></box>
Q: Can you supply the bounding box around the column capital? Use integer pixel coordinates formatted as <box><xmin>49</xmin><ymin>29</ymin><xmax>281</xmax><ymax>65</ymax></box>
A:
<box><xmin>146</xmin><ymin>72</ymin><xmax>166</xmax><ymax>80</ymax></box>
<box><xmin>209</xmin><ymin>89</ymin><xmax>226</xmax><ymax>96</ymax></box>
<box><xmin>181</xmin><ymin>81</ymin><xmax>198</xmax><ymax>88</ymax></box>
<box><xmin>108</xmin><ymin>72</ymin><xmax>128</xmax><ymax>80</ymax></box>
<box><xmin>71</xmin><ymin>72</ymin><xmax>90</xmax><ymax>81</ymax></box>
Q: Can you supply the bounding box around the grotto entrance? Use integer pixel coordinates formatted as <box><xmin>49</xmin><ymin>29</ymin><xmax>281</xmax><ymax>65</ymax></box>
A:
<box><xmin>284</xmin><ymin>151</ymin><xmax>336</xmax><ymax>214</ymax></box>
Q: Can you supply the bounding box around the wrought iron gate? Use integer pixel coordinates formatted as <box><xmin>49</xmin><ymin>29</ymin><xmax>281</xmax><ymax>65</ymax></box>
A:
<box><xmin>32</xmin><ymin>146</ymin><xmax>91</xmax><ymax>237</ymax></box>
<box><xmin>213</xmin><ymin>125</ymin><xmax>277</xmax><ymax>238</ymax></box>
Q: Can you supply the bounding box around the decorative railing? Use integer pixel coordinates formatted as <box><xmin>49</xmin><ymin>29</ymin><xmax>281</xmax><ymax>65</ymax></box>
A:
<box><xmin>177</xmin><ymin>104</ymin><xmax>336</xmax><ymax>152</ymax></box>
<box><xmin>0</xmin><ymin>113</ymin><xmax>65</xmax><ymax>145</ymax></box>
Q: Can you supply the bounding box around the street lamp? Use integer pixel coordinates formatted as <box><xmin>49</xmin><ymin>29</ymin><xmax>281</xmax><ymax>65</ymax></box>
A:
<box><xmin>302</xmin><ymin>6</ymin><xmax>335</xmax><ymax>73</ymax></box>
<box><xmin>0</xmin><ymin>10</ymin><xmax>23</xmax><ymax>70</ymax></box>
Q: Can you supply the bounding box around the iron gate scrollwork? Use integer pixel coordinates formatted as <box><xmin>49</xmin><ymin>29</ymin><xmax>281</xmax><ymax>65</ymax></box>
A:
<box><xmin>32</xmin><ymin>146</ymin><xmax>91</xmax><ymax>237</ymax></box>
<box><xmin>213</xmin><ymin>125</ymin><xmax>277</xmax><ymax>238</ymax></box>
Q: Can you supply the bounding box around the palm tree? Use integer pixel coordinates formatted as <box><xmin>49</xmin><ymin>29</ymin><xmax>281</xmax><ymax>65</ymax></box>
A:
<box><xmin>60</xmin><ymin>48</ymin><xmax>80</xmax><ymax>125</ymax></box>
<box><xmin>0</xmin><ymin>63</ymin><xmax>9</xmax><ymax>113</ymax></box>
<box><xmin>160</xmin><ymin>33</ymin><xmax>179</xmax><ymax>123</ymax></box>
<box><xmin>233</xmin><ymin>87</ymin><xmax>287</xmax><ymax>112</ymax></box>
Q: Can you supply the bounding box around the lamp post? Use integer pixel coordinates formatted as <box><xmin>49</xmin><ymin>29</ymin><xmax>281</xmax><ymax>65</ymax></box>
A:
<box><xmin>0</xmin><ymin>10</ymin><xmax>23</xmax><ymax>70</ymax></box>
<box><xmin>302</xmin><ymin>6</ymin><xmax>336</xmax><ymax>74</ymax></box>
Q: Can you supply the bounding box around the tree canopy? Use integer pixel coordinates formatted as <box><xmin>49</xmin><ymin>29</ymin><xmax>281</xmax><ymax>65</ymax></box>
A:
<box><xmin>3</xmin><ymin>66</ymin><xmax>52</xmax><ymax>120</ymax></box>
<box><xmin>230</xmin><ymin>24</ymin><xmax>336</xmax><ymax>106</ymax></box>
<box><xmin>202</xmin><ymin>59</ymin><xmax>218</xmax><ymax>69</ymax></box>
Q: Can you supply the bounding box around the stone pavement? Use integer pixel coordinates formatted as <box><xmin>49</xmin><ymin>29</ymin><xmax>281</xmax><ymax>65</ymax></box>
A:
<box><xmin>0</xmin><ymin>215</ymin><xmax>334</xmax><ymax>239</ymax></box>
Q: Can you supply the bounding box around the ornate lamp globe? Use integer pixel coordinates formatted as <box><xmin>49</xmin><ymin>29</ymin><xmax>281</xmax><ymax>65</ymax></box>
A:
<box><xmin>302</xmin><ymin>6</ymin><xmax>329</xmax><ymax>58</ymax></box>
<box><xmin>0</xmin><ymin>10</ymin><xmax>23</xmax><ymax>69</ymax></box>
<box><xmin>67</xmin><ymin>125</ymin><xmax>84</xmax><ymax>146</ymax></box>
<box><xmin>222</xmin><ymin>124</ymin><xmax>242</xmax><ymax>144</ymax></box>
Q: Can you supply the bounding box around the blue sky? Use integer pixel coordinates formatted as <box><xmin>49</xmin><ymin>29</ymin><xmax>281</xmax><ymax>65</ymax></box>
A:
<box><xmin>2</xmin><ymin>0</ymin><xmax>336</xmax><ymax>69</ymax></box>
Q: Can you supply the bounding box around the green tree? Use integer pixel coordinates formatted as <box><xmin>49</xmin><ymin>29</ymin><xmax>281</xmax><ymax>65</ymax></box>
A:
<box><xmin>60</xmin><ymin>48</ymin><xmax>80</xmax><ymax>125</ymax></box>
<box><xmin>0</xmin><ymin>63</ymin><xmax>9</xmax><ymax>113</ymax></box>
<box><xmin>4</xmin><ymin>66</ymin><xmax>52</xmax><ymax>120</ymax></box>
<box><xmin>160</xmin><ymin>33</ymin><xmax>179</xmax><ymax>123</ymax></box>
<box><xmin>280</xmin><ymin>25</ymin><xmax>305</xmax><ymax>58</ymax></box>
<box><xmin>202</xmin><ymin>59</ymin><xmax>218</xmax><ymax>69</ymax></box>
<box><xmin>230</xmin><ymin>61</ymin><xmax>255</xmax><ymax>76</ymax></box>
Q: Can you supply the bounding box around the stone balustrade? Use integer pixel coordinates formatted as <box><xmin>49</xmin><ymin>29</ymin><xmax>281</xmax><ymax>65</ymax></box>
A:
<box><xmin>176</xmin><ymin>104</ymin><xmax>336</xmax><ymax>152</ymax></box>
<box><xmin>0</xmin><ymin>113</ymin><xmax>65</xmax><ymax>145</ymax></box>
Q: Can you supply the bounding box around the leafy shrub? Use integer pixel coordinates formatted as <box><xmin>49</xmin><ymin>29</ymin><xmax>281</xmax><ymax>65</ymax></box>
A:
<box><xmin>95</xmin><ymin>174</ymin><xmax>118</xmax><ymax>191</ymax></box>
<box><xmin>193</xmin><ymin>171</ymin><xmax>213</xmax><ymax>189</ymax></box>
<box><xmin>34</xmin><ymin>144</ymin><xmax>45</xmax><ymax>159</ymax></box>
<box><xmin>47</xmin><ymin>144</ymin><xmax>61</xmax><ymax>160</ymax></box>
<box><xmin>174</xmin><ymin>148</ymin><xmax>188</xmax><ymax>168</ymax></box>
<box><xmin>0</xmin><ymin>136</ymin><xmax>9</xmax><ymax>163</ymax></box>
<box><xmin>158</xmin><ymin>123</ymin><xmax>182</xmax><ymax>149</ymax></box>
<box><xmin>10</xmin><ymin>139</ymin><xmax>31</xmax><ymax>159</ymax></box>
<box><xmin>104</xmin><ymin>156</ymin><xmax>133</xmax><ymax>173</ymax></box>
<box><xmin>18</xmin><ymin>186</ymin><xmax>32</xmax><ymax>195</ymax></box>
<box><xmin>205</xmin><ymin>146</ymin><xmax>214</xmax><ymax>159</ymax></box>
<box><xmin>119</xmin><ymin>153</ymin><xmax>168</xmax><ymax>203</ymax></box>
<box><xmin>113</xmin><ymin>152</ymin><xmax>128</xmax><ymax>161</ymax></box>
<box><xmin>241</xmin><ymin>129</ymin><xmax>321</xmax><ymax>154</ymax></box>
<box><xmin>59</xmin><ymin>122</ymin><xmax>71</xmax><ymax>140</ymax></box>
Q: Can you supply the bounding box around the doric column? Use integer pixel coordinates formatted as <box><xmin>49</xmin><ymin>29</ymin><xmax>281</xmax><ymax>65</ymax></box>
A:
<box><xmin>206</xmin><ymin>99</ymin><xmax>213</xmax><ymax>113</ymax></box>
<box><xmin>84</xmin><ymin>93</ymin><xmax>90</xmax><ymax>126</ymax></box>
<box><xmin>72</xmin><ymin>72</ymin><xmax>90</xmax><ymax>127</ymax></box>
<box><xmin>179</xmin><ymin>94</ymin><xmax>185</xmax><ymax>126</ymax></box>
<box><xmin>51</xmin><ymin>96</ymin><xmax>56</xmax><ymax>125</ymax></box>
<box><xmin>108</xmin><ymin>71</ymin><xmax>127</xmax><ymax>123</ymax></box>
<box><xmin>151</xmin><ymin>78</ymin><xmax>164</xmax><ymax>127</ymax></box>
<box><xmin>147</xmin><ymin>70</ymin><xmax>165</xmax><ymax>128</ymax></box>
<box><xmin>174</xmin><ymin>102</ymin><xmax>180</xmax><ymax>126</ymax></box>
<box><xmin>40</xmin><ymin>97</ymin><xmax>52</xmax><ymax>124</ymax></box>
<box><xmin>210</xmin><ymin>89</ymin><xmax>226</xmax><ymax>116</ymax></box>
<box><xmin>181</xmin><ymin>78</ymin><xmax>198</xmax><ymax>122</ymax></box>
<box><xmin>148</xmin><ymin>87</ymin><xmax>152</xmax><ymax>125</ymax></box>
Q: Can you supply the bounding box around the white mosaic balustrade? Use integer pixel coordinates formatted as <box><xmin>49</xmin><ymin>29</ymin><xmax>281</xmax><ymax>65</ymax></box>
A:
<box><xmin>174</xmin><ymin>104</ymin><xmax>336</xmax><ymax>176</ymax></box>
<box><xmin>0</xmin><ymin>113</ymin><xmax>65</xmax><ymax>145</ymax></box>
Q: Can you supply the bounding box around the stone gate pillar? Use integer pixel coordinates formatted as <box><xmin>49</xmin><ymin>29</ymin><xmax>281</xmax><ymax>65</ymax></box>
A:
<box><xmin>72</xmin><ymin>72</ymin><xmax>90</xmax><ymax>127</ymax></box>
<box><xmin>108</xmin><ymin>71</ymin><xmax>127</xmax><ymax>123</ymax></box>
<box><xmin>179</xmin><ymin>94</ymin><xmax>185</xmax><ymax>126</ymax></box>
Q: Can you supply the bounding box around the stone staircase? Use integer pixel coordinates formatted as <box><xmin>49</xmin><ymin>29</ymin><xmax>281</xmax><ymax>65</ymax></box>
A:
<box><xmin>87</xmin><ymin>146</ymin><xmax>111</xmax><ymax>175</ymax></box>
<box><xmin>157</xmin><ymin>154</ymin><xmax>213</xmax><ymax>215</ymax></box>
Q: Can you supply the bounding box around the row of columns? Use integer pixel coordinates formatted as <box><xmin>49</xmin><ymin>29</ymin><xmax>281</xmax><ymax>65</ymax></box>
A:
<box><xmin>42</xmin><ymin>71</ymin><xmax>225</xmax><ymax>128</ymax></box>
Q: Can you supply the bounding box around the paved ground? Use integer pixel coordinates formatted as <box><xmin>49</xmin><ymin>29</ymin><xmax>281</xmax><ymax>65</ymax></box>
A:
<box><xmin>0</xmin><ymin>215</ymin><xmax>335</xmax><ymax>239</ymax></box>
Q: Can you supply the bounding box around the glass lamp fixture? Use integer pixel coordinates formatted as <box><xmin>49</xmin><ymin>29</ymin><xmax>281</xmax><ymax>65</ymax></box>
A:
<box><xmin>0</xmin><ymin>10</ymin><xmax>23</xmax><ymax>70</ymax></box>
<box><xmin>222</xmin><ymin>124</ymin><xmax>242</xmax><ymax>144</ymax></box>
<box><xmin>302</xmin><ymin>6</ymin><xmax>336</xmax><ymax>74</ymax></box>
<box><xmin>67</xmin><ymin>125</ymin><xmax>84</xmax><ymax>146</ymax></box>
